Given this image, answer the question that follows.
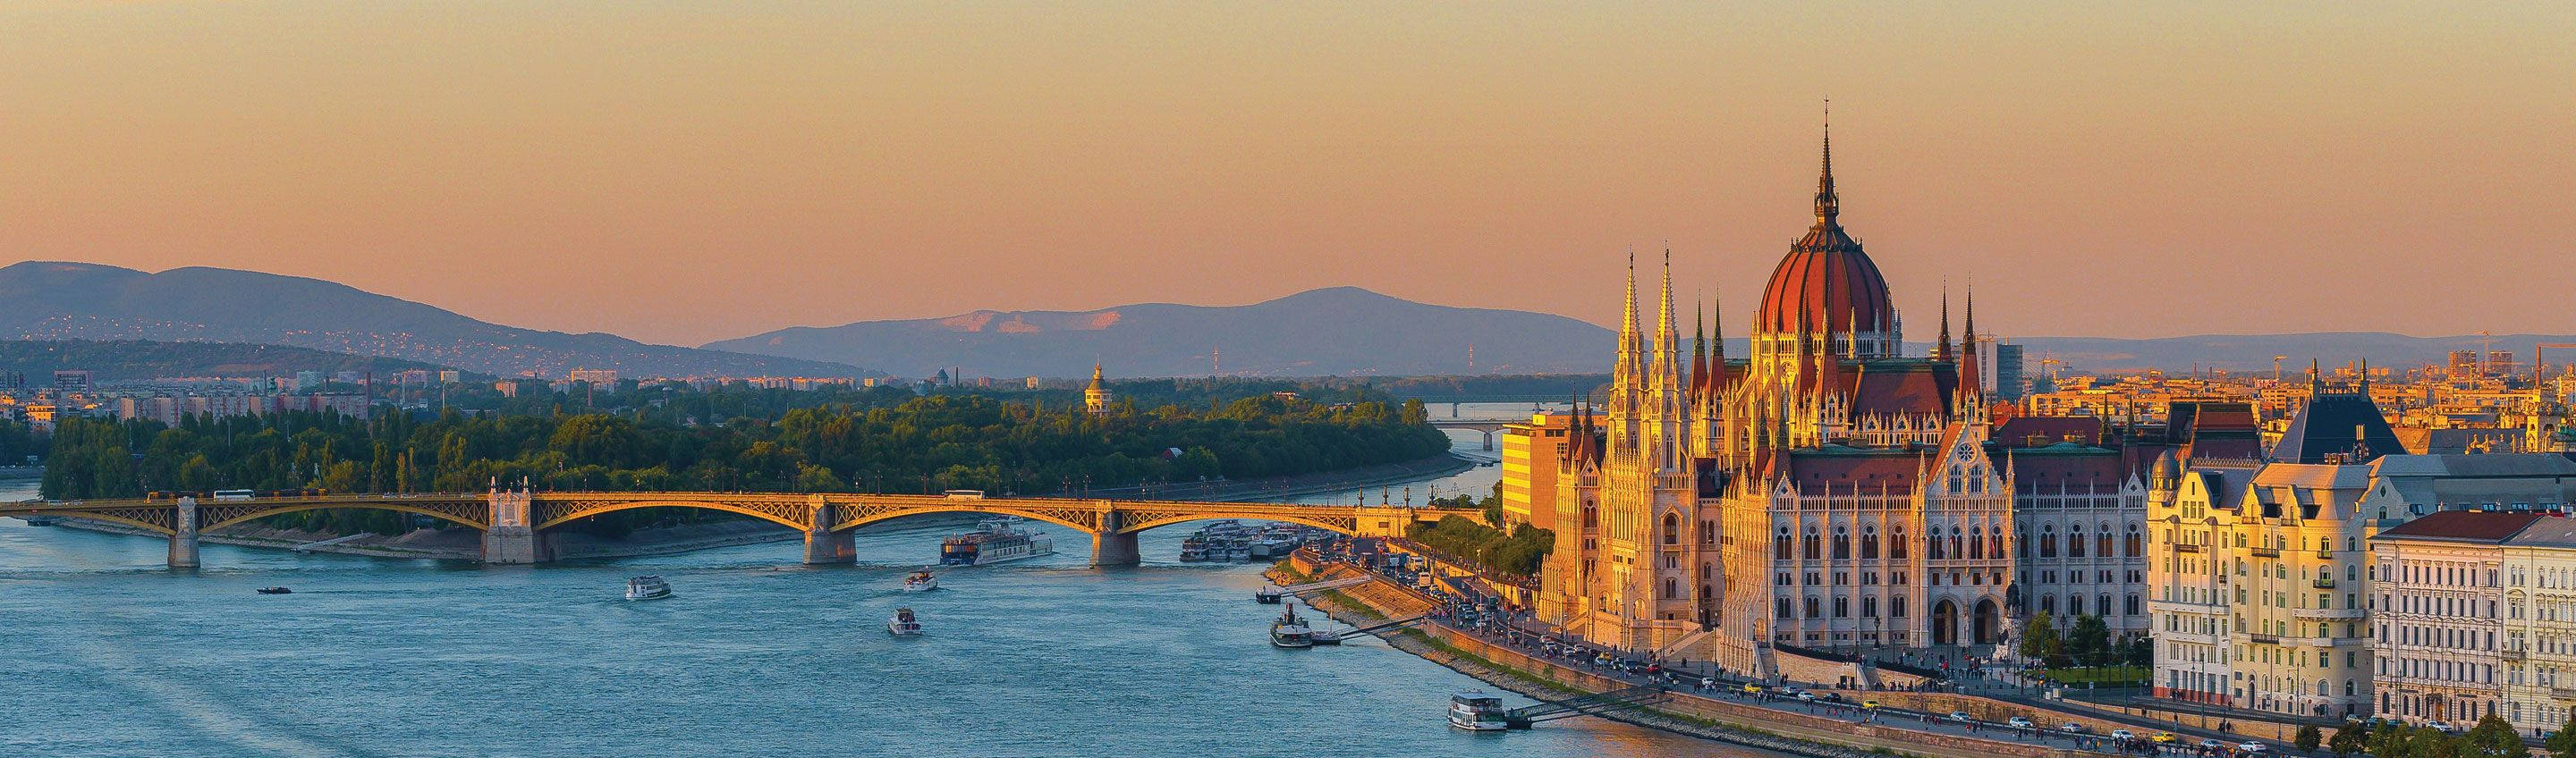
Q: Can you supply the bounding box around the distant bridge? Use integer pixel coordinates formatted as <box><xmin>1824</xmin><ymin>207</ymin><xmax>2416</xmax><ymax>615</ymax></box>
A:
<box><xmin>1427</xmin><ymin>418</ymin><xmax>1521</xmax><ymax>450</ymax></box>
<box><xmin>0</xmin><ymin>490</ymin><xmax>1476</xmax><ymax>569</ymax></box>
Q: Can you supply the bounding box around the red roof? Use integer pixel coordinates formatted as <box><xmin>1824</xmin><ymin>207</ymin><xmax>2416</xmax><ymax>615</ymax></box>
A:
<box><xmin>2374</xmin><ymin>510</ymin><xmax>2546</xmax><ymax>543</ymax></box>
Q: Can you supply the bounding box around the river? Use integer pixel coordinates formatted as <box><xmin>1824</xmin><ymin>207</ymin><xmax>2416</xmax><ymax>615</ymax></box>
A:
<box><xmin>0</xmin><ymin>404</ymin><xmax>1753</xmax><ymax>757</ymax></box>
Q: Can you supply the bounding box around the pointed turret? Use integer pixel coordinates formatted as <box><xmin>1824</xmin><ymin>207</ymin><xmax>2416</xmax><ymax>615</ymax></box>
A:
<box><xmin>1933</xmin><ymin>287</ymin><xmax>1953</xmax><ymax>362</ymax></box>
<box><xmin>1958</xmin><ymin>284</ymin><xmax>1983</xmax><ymax>417</ymax></box>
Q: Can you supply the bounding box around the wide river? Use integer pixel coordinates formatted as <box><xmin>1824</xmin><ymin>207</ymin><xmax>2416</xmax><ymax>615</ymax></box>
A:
<box><xmin>0</xmin><ymin>404</ymin><xmax>1760</xmax><ymax>757</ymax></box>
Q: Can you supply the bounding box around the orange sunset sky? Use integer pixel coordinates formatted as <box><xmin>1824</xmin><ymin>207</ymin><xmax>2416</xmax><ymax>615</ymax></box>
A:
<box><xmin>3</xmin><ymin>1</ymin><xmax>2570</xmax><ymax>346</ymax></box>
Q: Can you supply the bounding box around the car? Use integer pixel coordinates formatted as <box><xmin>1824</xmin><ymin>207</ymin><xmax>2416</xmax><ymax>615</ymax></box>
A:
<box><xmin>1797</xmin><ymin>692</ymin><xmax>1818</xmax><ymax>702</ymax></box>
<box><xmin>1861</xmin><ymin>700</ymin><xmax>1881</xmax><ymax>710</ymax></box>
<box><xmin>2199</xmin><ymin>739</ymin><xmax>2226</xmax><ymax>750</ymax></box>
<box><xmin>1699</xmin><ymin>677</ymin><xmax>1718</xmax><ymax>689</ymax></box>
<box><xmin>1947</xmin><ymin>711</ymin><xmax>1973</xmax><ymax>722</ymax></box>
<box><xmin>1818</xmin><ymin>693</ymin><xmax>1848</xmax><ymax>703</ymax></box>
<box><xmin>2060</xmin><ymin>722</ymin><xmax>2089</xmax><ymax>734</ymax></box>
<box><xmin>2110</xmin><ymin>729</ymin><xmax>2136</xmax><ymax>740</ymax></box>
<box><xmin>1784</xmin><ymin>686</ymin><xmax>1809</xmax><ymax>696</ymax></box>
<box><xmin>2240</xmin><ymin>742</ymin><xmax>2269</xmax><ymax>754</ymax></box>
<box><xmin>2428</xmin><ymin>722</ymin><xmax>2456</xmax><ymax>734</ymax></box>
<box><xmin>1743</xmin><ymin>683</ymin><xmax>1767</xmax><ymax>695</ymax></box>
<box><xmin>2007</xmin><ymin>717</ymin><xmax>2036</xmax><ymax>729</ymax></box>
<box><xmin>2151</xmin><ymin>733</ymin><xmax>2179</xmax><ymax>744</ymax></box>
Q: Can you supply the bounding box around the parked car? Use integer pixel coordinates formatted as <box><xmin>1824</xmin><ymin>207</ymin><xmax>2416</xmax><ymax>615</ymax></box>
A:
<box><xmin>2060</xmin><ymin>722</ymin><xmax>2090</xmax><ymax>734</ymax></box>
<box><xmin>1796</xmin><ymin>692</ymin><xmax>1818</xmax><ymax>702</ymax></box>
<box><xmin>1861</xmin><ymin>700</ymin><xmax>1881</xmax><ymax>710</ymax></box>
<box><xmin>2007</xmin><ymin>717</ymin><xmax>2035</xmax><ymax>729</ymax></box>
<box><xmin>2110</xmin><ymin>729</ymin><xmax>2136</xmax><ymax>740</ymax></box>
<box><xmin>1699</xmin><ymin>677</ymin><xmax>1718</xmax><ymax>689</ymax></box>
<box><xmin>1743</xmin><ymin>683</ymin><xmax>1767</xmax><ymax>695</ymax></box>
<box><xmin>2150</xmin><ymin>733</ymin><xmax>2179</xmax><ymax>744</ymax></box>
<box><xmin>2240</xmin><ymin>742</ymin><xmax>2269</xmax><ymax>754</ymax></box>
<box><xmin>1947</xmin><ymin>712</ymin><xmax>1973</xmax><ymax>722</ymax></box>
<box><xmin>2199</xmin><ymin>739</ymin><xmax>2226</xmax><ymax>750</ymax></box>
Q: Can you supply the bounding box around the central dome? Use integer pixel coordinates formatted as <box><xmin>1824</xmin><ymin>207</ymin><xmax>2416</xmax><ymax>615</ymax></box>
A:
<box><xmin>1754</xmin><ymin>131</ymin><xmax>1894</xmax><ymax>339</ymax></box>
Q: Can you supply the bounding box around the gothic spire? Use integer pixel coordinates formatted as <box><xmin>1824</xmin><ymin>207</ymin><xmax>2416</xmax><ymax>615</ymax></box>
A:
<box><xmin>1935</xmin><ymin>286</ymin><xmax>1953</xmax><ymax>361</ymax></box>
<box><xmin>1816</xmin><ymin>100</ymin><xmax>1840</xmax><ymax>226</ymax></box>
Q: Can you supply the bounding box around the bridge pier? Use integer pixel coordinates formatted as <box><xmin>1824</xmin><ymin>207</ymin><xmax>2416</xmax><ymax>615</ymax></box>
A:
<box><xmin>1480</xmin><ymin>430</ymin><xmax>1496</xmax><ymax>451</ymax></box>
<box><xmin>167</xmin><ymin>496</ymin><xmax>199</xmax><ymax>569</ymax></box>
<box><xmin>802</xmin><ymin>496</ymin><xmax>854</xmax><ymax>564</ymax></box>
<box><xmin>482</xmin><ymin>488</ymin><xmax>540</xmax><ymax>564</ymax></box>
<box><xmin>1090</xmin><ymin>531</ymin><xmax>1140</xmax><ymax>567</ymax></box>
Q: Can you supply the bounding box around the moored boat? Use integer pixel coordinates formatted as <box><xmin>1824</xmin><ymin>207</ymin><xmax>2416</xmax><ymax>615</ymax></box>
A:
<box><xmin>887</xmin><ymin>607</ymin><xmax>923</xmax><ymax>636</ymax></box>
<box><xmin>256</xmin><ymin>586</ymin><xmax>292</xmax><ymax>594</ymax></box>
<box><xmin>1269</xmin><ymin>602</ymin><xmax>1314</xmax><ymax>649</ymax></box>
<box><xmin>1448</xmin><ymin>692</ymin><xmax>1513</xmax><ymax>730</ymax></box>
<box><xmin>903</xmin><ymin>569</ymin><xmax>938</xmax><ymax>592</ymax></box>
<box><xmin>625</xmin><ymin>575</ymin><xmax>672</xmax><ymax>601</ymax></box>
<box><xmin>1254</xmin><ymin>584</ymin><xmax>1283</xmax><ymax>603</ymax></box>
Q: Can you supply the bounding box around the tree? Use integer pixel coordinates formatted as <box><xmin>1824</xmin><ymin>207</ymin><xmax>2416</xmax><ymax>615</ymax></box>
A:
<box><xmin>2373</xmin><ymin>721</ymin><xmax>2414</xmax><ymax>758</ymax></box>
<box><xmin>2413</xmin><ymin>727</ymin><xmax>2461</xmax><ymax>758</ymax></box>
<box><xmin>2019</xmin><ymin>613</ymin><xmax>2060</xmax><ymax>660</ymax></box>
<box><xmin>2464</xmin><ymin>714</ymin><xmax>2521</xmax><ymax>758</ymax></box>
<box><xmin>2550</xmin><ymin>712</ymin><xmax>2576</xmax><ymax>758</ymax></box>
<box><xmin>2329</xmin><ymin>722</ymin><xmax>2365</xmax><ymax>758</ymax></box>
<box><xmin>2067</xmin><ymin>614</ymin><xmax>2113</xmax><ymax>666</ymax></box>
<box><xmin>2297</xmin><ymin>725</ymin><xmax>2323</xmax><ymax>754</ymax></box>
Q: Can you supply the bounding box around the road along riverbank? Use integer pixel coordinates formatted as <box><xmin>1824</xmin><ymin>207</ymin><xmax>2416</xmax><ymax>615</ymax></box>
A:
<box><xmin>1268</xmin><ymin>556</ymin><xmax>2106</xmax><ymax>758</ymax></box>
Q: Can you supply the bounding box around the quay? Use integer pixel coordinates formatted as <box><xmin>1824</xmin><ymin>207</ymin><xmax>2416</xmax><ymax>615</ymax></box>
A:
<box><xmin>1273</xmin><ymin>546</ymin><xmax>2273</xmax><ymax>758</ymax></box>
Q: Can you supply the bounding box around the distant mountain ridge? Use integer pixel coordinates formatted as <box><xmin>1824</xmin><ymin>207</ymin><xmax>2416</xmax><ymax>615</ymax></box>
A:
<box><xmin>704</xmin><ymin>287</ymin><xmax>1617</xmax><ymax>378</ymax></box>
<box><xmin>0</xmin><ymin>262</ymin><xmax>869</xmax><ymax>379</ymax></box>
<box><xmin>0</xmin><ymin>340</ymin><xmax>456</xmax><ymax>384</ymax></box>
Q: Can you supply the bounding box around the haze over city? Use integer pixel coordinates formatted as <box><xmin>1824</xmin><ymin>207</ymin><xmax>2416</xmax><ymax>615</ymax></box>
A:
<box><xmin>4</xmin><ymin>1</ymin><xmax>2570</xmax><ymax>346</ymax></box>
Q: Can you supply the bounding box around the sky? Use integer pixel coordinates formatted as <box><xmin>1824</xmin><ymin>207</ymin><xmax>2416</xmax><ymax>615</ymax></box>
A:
<box><xmin>3</xmin><ymin>1</ymin><xmax>2570</xmax><ymax>347</ymax></box>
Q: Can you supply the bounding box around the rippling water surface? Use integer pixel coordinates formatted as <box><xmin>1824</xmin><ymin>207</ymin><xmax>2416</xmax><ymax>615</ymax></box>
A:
<box><xmin>0</xmin><ymin>408</ymin><xmax>1758</xmax><ymax>757</ymax></box>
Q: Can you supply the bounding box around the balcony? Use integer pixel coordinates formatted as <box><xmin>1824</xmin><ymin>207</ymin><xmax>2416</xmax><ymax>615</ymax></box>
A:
<box><xmin>2552</xmin><ymin>686</ymin><xmax>2576</xmax><ymax>700</ymax></box>
<box><xmin>2505</xmin><ymin>647</ymin><xmax>2526</xmax><ymax>661</ymax></box>
<box><xmin>2249</xmin><ymin>633</ymin><xmax>2281</xmax><ymax>644</ymax></box>
<box><xmin>2250</xmin><ymin>547</ymin><xmax>2282</xmax><ymax>559</ymax></box>
<box><xmin>2313</xmin><ymin>577</ymin><xmax>2336</xmax><ymax>589</ymax></box>
<box><xmin>2316</xmin><ymin>550</ymin><xmax>2336</xmax><ymax>559</ymax></box>
<box><xmin>2174</xmin><ymin>543</ymin><xmax>2203</xmax><ymax>553</ymax></box>
<box><xmin>2292</xmin><ymin>606</ymin><xmax>2365</xmax><ymax>620</ymax></box>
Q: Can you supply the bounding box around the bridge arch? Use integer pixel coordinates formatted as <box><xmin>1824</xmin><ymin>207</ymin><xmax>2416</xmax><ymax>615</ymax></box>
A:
<box><xmin>201</xmin><ymin>501</ymin><xmax>490</xmax><ymax>533</ymax></box>
<box><xmin>36</xmin><ymin>510</ymin><xmax>175</xmax><ymax>535</ymax></box>
<box><xmin>834</xmin><ymin>504</ymin><xmax>1098</xmax><ymax>535</ymax></box>
<box><xmin>1114</xmin><ymin>512</ymin><xmax>1360</xmax><ymax>537</ymax></box>
<box><xmin>532</xmin><ymin>500</ymin><xmax>809</xmax><ymax>533</ymax></box>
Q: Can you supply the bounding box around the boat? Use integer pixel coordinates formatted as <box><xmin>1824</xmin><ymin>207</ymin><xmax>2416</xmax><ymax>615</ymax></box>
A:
<box><xmin>1177</xmin><ymin>536</ymin><xmax>1209</xmax><ymax>561</ymax></box>
<box><xmin>1255</xmin><ymin>584</ymin><xmax>1284</xmax><ymax>603</ymax></box>
<box><xmin>624</xmin><ymin>575</ymin><xmax>672</xmax><ymax>601</ymax></box>
<box><xmin>19</xmin><ymin>515</ymin><xmax>62</xmax><ymax>526</ymax></box>
<box><xmin>887</xmin><ymin>607</ymin><xmax>923</xmax><ymax>636</ymax></box>
<box><xmin>1269</xmin><ymin>603</ymin><xmax>1314</xmax><ymax>649</ymax></box>
<box><xmin>939</xmin><ymin>518</ymin><xmax>1056</xmax><ymax>566</ymax></box>
<box><xmin>1448</xmin><ymin>692</ymin><xmax>1513</xmax><ymax>730</ymax></box>
<box><xmin>903</xmin><ymin>569</ymin><xmax>938</xmax><ymax>592</ymax></box>
<box><xmin>1249</xmin><ymin>535</ymin><xmax>1297</xmax><ymax>559</ymax></box>
<box><xmin>256</xmin><ymin>586</ymin><xmax>292</xmax><ymax>594</ymax></box>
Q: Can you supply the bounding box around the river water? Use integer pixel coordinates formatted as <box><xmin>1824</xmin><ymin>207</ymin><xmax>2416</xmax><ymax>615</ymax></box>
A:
<box><xmin>0</xmin><ymin>404</ymin><xmax>1749</xmax><ymax>757</ymax></box>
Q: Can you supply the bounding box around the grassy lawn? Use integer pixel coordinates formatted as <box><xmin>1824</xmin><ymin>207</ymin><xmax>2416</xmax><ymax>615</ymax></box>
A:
<box><xmin>2037</xmin><ymin>666</ymin><xmax>2149</xmax><ymax>686</ymax></box>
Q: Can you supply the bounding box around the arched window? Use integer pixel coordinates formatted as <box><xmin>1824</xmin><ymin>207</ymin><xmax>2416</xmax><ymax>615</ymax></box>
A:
<box><xmin>1892</xmin><ymin>596</ymin><xmax>1908</xmax><ymax>618</ymax></box>
<box><xmin>1950</xmin><ymin>527</ymin><xmax>1964</xmax><ymax>561</ymax></box>
<box><xmin>2070</xmin><ymin>524</ymin><xmax>2088</xmax><ymax>558</ymax></box>
<box><xmin>1663</xmin><ymin>513</ymin><xmax>1680</xmax><ymax>545</ymax></box>
<box><xmin>1969</xmin><ymin>527</ymin><xmax>1986</xmax><ymax>561</ymax></box>
<box><xmin>1802</xmin><ymin>526</ymin><xmax>1822</xmax><ymax>560</ymax></box>
<box><xmin>2097</xmin><ymin>523</ymin><xmax>2114</xmax><ymax>558</ymax></box>
<box><xmin>1775</xmin><ymin>526</ymin><xmax>1792</xmax><ymax>560</ymax></box>
<box><xmin>1890</xmin><ymin>526</ymin><xmax>1910</xmax><ymax>560</ymax></box>
<box><xmin>2125</xmin><ymin>524</ymin><xmax>2144</xmax><ymax>557</ymax></box>
<box><xmin>1993</xmin><ymin>527</ymin><xmax>2009</xmax><ymax>559</ymax></box>
<box><xmin>1861</xmin><ymin>526</ymin><xmax>1880</xmax><ymax>560</ymax></box>
<box><xmin>1834</xmin><ymin>597</ymin><xmax>1850</xmax><ymax>618</ymax></box>
<box><xmin>1664</xmin><ymin>577</ymin><xmax>1678</xmax><ymax>599</ymax></box>
<box><xmin>1701</xmin><ymin>519</ymin><xmax>1716</xmax><ymax>546</ymax></box>
<box><xmin>1776</xmin><ymin>598</ymin><xmax>1793</xmax><ymax>618</ymax></box>
<box><xmin>1582</xmin><ymin>505</ymin><xmax>1597</xmax><ymax>528</ymax></box>
<box><xmin>1834</xmin><ymin>526</ymin><xmax>1852</xmax><ymax>560</ymax></box>
<box><xmin>1928</xmin><ymin>527</ymin><xmax>1946</xmax><ymax>560</ymax></box>
<box><xmin>1804</xmin><ymin>596</ymin><xmax>1821</xmax><ymax>619</ymax></box>
<box><xmin>2099</xmin><ymin>594</ymin><xmax>2114</xmax><ymax>616</ymax></box>
<box><xmin>2017</xmin><ymin>522</ymin><xmax>2031</xmax><ymax>558</ymax></box>
<box><xmin>2126</xmin><ymin>594</ymin><xmax>2142</xmax><ymax>616</ymax></box>
<box><xmin>2040</xmin><ymin>524</ymin><xmax>2058</xmax><ymax>558</ymax></box>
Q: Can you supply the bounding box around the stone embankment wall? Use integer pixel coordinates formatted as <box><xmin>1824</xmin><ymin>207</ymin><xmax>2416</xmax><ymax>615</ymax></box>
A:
<box><xmin>1279</xmin><ymin>558</ymin><xmax>2098</xmax><ymax>758</ymax></box>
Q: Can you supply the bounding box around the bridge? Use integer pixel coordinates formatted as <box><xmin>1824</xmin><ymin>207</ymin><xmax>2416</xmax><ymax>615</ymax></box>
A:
<box><xmin>0</xmin><ymin>489</ymin><xmax>1473</xmax><ymax>569</ymax></box>
<box><xmin>1428</xmin><ymin>418</ymin><xmax>1521</xmax><ymax>450</ymax></box>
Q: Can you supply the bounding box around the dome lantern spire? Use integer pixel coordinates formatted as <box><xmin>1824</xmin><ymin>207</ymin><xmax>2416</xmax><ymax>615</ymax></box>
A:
<box><xmin>1816</xmin><ymin>99</ymin><xmax>1840</xmax><ymax>226</ymax></box>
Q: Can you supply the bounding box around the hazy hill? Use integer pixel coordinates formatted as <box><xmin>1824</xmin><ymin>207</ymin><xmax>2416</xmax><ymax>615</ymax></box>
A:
<box><xmin>0</xmin><ymin>340</ymin><xmax>455</xmax><ymax>384</ymax></box>
<box><xmin>0</xmin><ymin>262</ymin><xmax>869</xmax><ymax>379</ymax></box>
<box><xmin>705</xmin><ymin>287</ymin><xmax>1618</xmax><ymax>378</ymax></box>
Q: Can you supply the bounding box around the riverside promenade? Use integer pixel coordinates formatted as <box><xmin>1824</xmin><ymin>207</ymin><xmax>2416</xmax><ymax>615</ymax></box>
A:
<box><xmin>1271</xmin><ymin>548</ymin><xmax>2270</xmax><ymax>758</ymax></box>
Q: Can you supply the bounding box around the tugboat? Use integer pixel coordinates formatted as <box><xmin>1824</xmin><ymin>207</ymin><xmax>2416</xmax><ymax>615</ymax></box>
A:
<box><xmin>256</xmin><ymin>586</ymin><xmax>293</xmax><ymax>594</ymax></box>
<box><xmin>624</xmin><ymin>575</ymin><xmax>672</xmax><ymax>601</ymax></box>
<box><xmin>903</xmin><ymin>569</ymin><xmax>938</xmax><ymax>592</ymax></box>
<box><xmin>939</xmin><ymin>518</ymin><xmax>1056</xmax><ymax>566</ymax></box>
<box><xmin>1448</xmin><ymin>692</ymin><xmax>1513</xmax><ymax>730</ymax></box>
<box><xmin>1254</xmin><ymin>584</ymin><xmax>1284</xmax><ymax>603</ymax></box>
<box><xmin>1269</xmin><ymin>602</ymin><xmax>1314</xmax><ymax>649</ymax></box>
<box><xmin>887</xmin><ymin>607</ymin><xmax>923</xmax><ymax>636</ymax></box>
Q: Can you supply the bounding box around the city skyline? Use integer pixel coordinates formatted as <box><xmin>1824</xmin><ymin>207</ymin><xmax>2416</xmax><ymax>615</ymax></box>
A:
<box><xmin>4</xmin><ymin>3</ymin><xmax>2570</xmax><ymax>345</ymax></box>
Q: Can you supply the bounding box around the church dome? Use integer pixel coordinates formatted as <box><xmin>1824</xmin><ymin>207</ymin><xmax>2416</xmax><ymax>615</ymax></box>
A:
<box><xmin>1754</xmin><ymin>129</ymin><xmax>1894</xmax><ymax>337</ymax></box>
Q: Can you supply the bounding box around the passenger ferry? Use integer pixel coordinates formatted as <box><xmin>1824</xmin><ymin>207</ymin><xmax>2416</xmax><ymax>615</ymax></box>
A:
<box><xmin>887</xmin><ymin>607</ymin><xmax>923</xmax><ymax>636</ymax></box>
<box><xmin>624</xmin><ymin>576</ymin><xmax>672</xmax><ymax>601</ymax></box>
<box><xmin>903</xmin><ymin>569</ymin><xmax>938</xmax><ymax>592</ymax></box>
<box><xmin>1177</xmin><ymin>536</ymin><xmax>1210</xmax><ymax>561</ymax></box>
<box><xmin>1269</xmin><ymin>603</ymin><xmax>1314</xmax><ymax>649</ymax></box>
<box><xmin>938</xmin><ymin>518</ymin><xmax>1055</xmax><ymax>566</ymax></box>
<box><xmin>1448</xmin><ymin>692</ymin><xmax>1513</xmax><ymax>730</ymax></box>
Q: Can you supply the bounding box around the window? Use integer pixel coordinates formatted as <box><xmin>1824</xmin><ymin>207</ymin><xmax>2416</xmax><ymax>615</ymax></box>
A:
<box><xmin>1803</xmin><ymin>526</ymin><xmax>1822</xmax><ymax>560</ymax></box>
<box><xmin>1970</xmin><ymin>527</ymin><xmax>1985</xmax><ymax>561</ymax></box>
<box><xmin>1863</xmin><ymin>597</ymin><xmax>1878</xmax><ymax>618</ymax></box>
<box><xmin>2125</xmin><ymin>524</ymin><xmax>2143</xmax><ymax>557</ymax></box>
<box><xmin>1862</xmin><ymin>526</ymin><xmax>1880</xmax><ymax>560</ymax></box>
<box><xmin>1892</xmin><ymin>597</ymin><xmax>1908</xmax><ymax>618</ymax></box>
<box><xmin>2070</xmin><ymin>524</ymin><xmax>2088</xmax><ymax>558</ymax></box>
<box><xmin>2097</xmin><ymin>524</ymin><xmax>2114</xmax><ymax>558</ymax></box>
<box><xmin>1776</xmin><ymin>598</ymin><xmax>1792</xmax><ymax>618</ymax></box>
<box><xmin>2041</xmin><ymin>524</ymin><xmax>2059</xmax><ymax>558</ymax></box>
<box><xmin>1891</xmin><ymin>527</ymin><xmax>1909</xmax><ymax>560</ymax></box>
<box><xmin>1663</xmin><ymin>513</ymin><xmax>1680</xmax><ymax>545</ymax></box>
<box><xmin>1775</xmin><ymin>526</ymin><xmax>1792</xmax><ymax>560</ymax></box>
<box><xmin>1804</xmin><ymin>596</ymin><xmax>1821</xmax><ymax>619</ymax></box>
<box><xmin>1834</xmin><ymin>526</ymin><xmax>1852</xmax><ymax>560</ymax></box>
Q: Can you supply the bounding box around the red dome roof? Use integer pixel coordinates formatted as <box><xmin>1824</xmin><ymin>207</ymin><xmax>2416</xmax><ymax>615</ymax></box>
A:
<box><xmin>1754</xmin><ymin>131</ymin><xmax>1893</xmax><ymax>337</ymax></box>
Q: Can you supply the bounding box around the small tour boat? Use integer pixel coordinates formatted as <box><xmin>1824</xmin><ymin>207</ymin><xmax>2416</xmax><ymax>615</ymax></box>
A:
<box><xmin>256</xmin><ymin>586</ymin><xmax>293</xmax><ymax>594</ymax></box>
<box><xmin>1448</xmin><ymin>692</ymin><xmax>1513</xmax><ymax>730</ymax></box>
<box><xmin>1269</xmin><ymin>602</ymin><xmax>1314</xmax><ymax>649</ymax></box>
<box><xmin>624</xmin><ymin>576</ymin><xmax>672</xmax><ymax>601</ymax></box>
<box><xmin>903</xmin><ymin>569</ymin><xmax>938</xmax><ymax>592</ymax></box>
<box><xmin>1254</xmin><ymin>585</ymin><xmax>1284</xmax><ymax>604</ymax></box>
<box><xmin>887</xmin><ymin>607</ymin><xmax>924</xmax><ymax>636</ymax></box>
